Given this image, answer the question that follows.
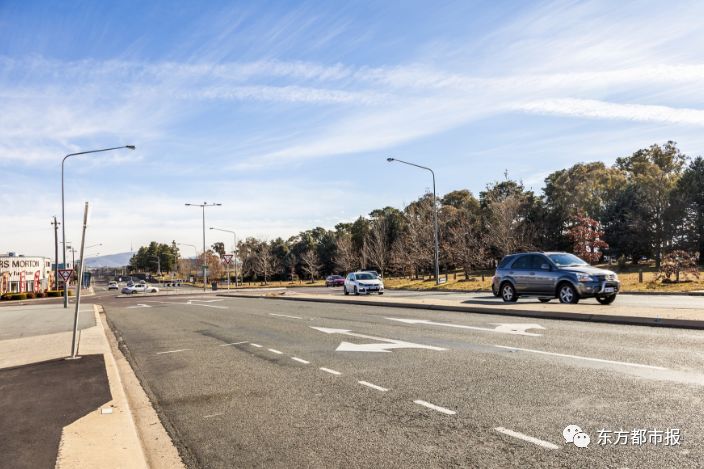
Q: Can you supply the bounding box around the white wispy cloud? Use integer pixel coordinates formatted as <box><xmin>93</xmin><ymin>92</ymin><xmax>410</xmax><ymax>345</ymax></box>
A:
<box><xmin>514</xmin><ymin>99</ymin><xmax>704</xmax><ymax>127</ymax></box>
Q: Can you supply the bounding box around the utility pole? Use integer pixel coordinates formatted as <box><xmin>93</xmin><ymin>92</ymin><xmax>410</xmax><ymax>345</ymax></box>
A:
<box><xmin>51</xmin><ymin>217</ymin><xmax>60</xmax><ymax>290</ymax></box>
<box><xmin>69</xmin><ymin>202</ymin><xmax>89</xmax><ymax>359</ymax></box>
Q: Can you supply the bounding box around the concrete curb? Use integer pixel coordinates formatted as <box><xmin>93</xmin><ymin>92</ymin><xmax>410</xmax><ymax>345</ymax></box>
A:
<box><xmin>54</xmin><ymin>305</ymin><xmax>149</xmax><ymax>469</ymax></box>
<box><xmin>388</xmin><ymin>286</ymin><xmax>704</xmax><ymax>297</ymax></box>
<box><xmin>217</xmin><ymin>293</ymin><xmax>704</xmax><ymax>330</ymax></box>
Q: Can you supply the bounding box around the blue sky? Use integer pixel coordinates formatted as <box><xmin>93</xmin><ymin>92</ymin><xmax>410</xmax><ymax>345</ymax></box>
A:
<box><xmin>2</xmin><ymin>0</ymin><xmax>704</xmax><ymax>258</ymax></box>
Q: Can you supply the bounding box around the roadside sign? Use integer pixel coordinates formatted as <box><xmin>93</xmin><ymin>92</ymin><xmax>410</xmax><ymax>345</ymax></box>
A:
<box><xmin>222</xmin><ymin>254</ymin><xmax>233</xmax><ymax>265</ymax></box>
<box><xmin>58</xmin><ymin>269</ymin><xmax>73</xmax><ymax>283</ymax></box>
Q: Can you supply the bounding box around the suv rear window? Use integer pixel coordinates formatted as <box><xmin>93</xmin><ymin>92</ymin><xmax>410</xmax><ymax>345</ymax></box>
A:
<box><xmin>498</xmin><ymin>256</ymin><xmax>515</xmax><ymax>269</ymax></box>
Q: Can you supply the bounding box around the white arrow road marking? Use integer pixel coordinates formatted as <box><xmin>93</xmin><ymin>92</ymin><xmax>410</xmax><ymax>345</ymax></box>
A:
<box><xmin>310</xmin><ymin>327</ymin><xmax>446</xmax><ymax>353</ymax></box>
<box><xmin>414</xmin><ymin>400</ymin><xmax>456</xmax><ymax>415</ymax></box>
<box><xmin>495</xmin><ymin>345</ymin><xmax>668</xmax><ymax>370</ymax></box>
<box><xmin>127</xmin><ymin>304</ymin><xmax>151</xmax><ymax>309</ymax></box>
<box><xmin>386</xmin><ymin>318</ymin><xmax>545</xmax><ymax>336</ymax></box>
<box><xmin>494</xmin><ymin>427</ymin><xmax>560</xmax><ymax>450</ymax></box>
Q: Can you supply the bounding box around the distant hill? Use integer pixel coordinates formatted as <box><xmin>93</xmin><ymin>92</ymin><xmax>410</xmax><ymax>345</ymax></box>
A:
<box><xmin>84</xmin><ymin>252</ymin><xmax>133</xmax><ymax>268</ymax></box>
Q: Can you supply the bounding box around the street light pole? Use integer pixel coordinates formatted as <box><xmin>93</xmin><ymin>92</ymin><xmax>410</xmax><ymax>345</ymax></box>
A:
<box><xmin>185</xmin><ymin>202</ymin><xmax>221</xmax><ymax>291</ymax></box>
<box><xmin>210</xmin><ymin>227</ymin><xmax>238</xmax><ymax>288</ymax></box>
<box><xmin>387</xmin><ymin>157</ymin><xmax>441</xmax><ymax>285</ymax></box>
<box><xmin>61</xmin><ymin>145</ymin><xmax>135</xmax><ymax>308</ymax></box>
<box><xmin>176</xmin><ymin>243</ymin><xmax>198</xmax><ymax>281</ymax></box>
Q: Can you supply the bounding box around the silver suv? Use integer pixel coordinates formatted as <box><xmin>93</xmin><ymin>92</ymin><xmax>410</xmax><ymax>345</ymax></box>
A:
<box><xmin>491</xmin><ymin>252</ymin><xmax>620</xmax><ymax>305</ymax></box>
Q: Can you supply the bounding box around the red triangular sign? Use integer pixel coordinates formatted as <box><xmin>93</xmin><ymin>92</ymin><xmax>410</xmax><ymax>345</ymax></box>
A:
<box><xmin>222</xmin><ymin>255</ymin><xmax>233</xmax><ymax>265</ymax></box>
<box><xmin>58</xmin><ymin>269</ymin><xmax>73</xmax><ymax>282</ymax></box>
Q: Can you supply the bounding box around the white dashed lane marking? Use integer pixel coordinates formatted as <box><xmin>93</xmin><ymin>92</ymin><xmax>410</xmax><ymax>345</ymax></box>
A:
<box><xmin>291</xmin><ymin>357</ymin><xmax>310</xmax><ymax>364</ymax></box>
<box><xmin>220</xmin><ymin>341</ymin><xmax>248</xmax><ymax>347</ymax></box>
<box><xmin>269</xmin><ymin>313</ymin><xmax>302</xmax><ymax>319</ymax></box>
<box><xmin>494</xmin><ymin>427</ymin><xmax>560</xmax><ymax>450</ymax></box>
<box><xmin>413</xmin><ymin>400</ymin><xmax>456</xmax><ymax>415</ymax></box>
<box><xmin>268</xmin><ymin>348</ymin><xmax>283</xmax><ymax>355</ymax></box>
<box><xmin>203</xmin><ymin>413</ymin><xmax>224</xmax><ymax>419</ymax></box>
<box><xmin>156</xmin><ymin>349</ymin><xmax>191</xmax><ymax>355</ymax></box>
<box><xmin>250</xmin><ymin>343</ymin><xmax>263</xmax><ymax>348</ymax></box>
<box><xmin>319</xmin><ymin>367</ymin><xmax>342</xmax><ymax>376</ymax></box>
<box><xmin>358</xmin><ymin>381</ymin><xmax>388</xmax><ymax>392</ymax></box>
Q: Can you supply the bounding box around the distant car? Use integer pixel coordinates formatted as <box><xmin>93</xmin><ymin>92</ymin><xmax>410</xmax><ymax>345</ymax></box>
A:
<box><xmin>325</xmin><ymin>275</ymin><xmax>345</xmax><ymax>287</ymax></box>
<box><xmin>343</xmin><ymin>271</ymin><xmax>384</xmax><ymax>295</ymax></box>
<box><xmin>121</xmin><ymin>284</ymin><xmax>159</xmax><ymax>294</ymax></box>
<box><xmin>108</xmin><ymin>281</ymin><xmax>119</xmax><ymax>290</ymax></box>
<box><xmin>491</xmin><ymin>252</ymin><xmax>620</xmax><ymax>304</ymax></box>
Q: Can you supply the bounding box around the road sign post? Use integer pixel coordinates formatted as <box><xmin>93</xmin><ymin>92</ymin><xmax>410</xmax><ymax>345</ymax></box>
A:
<box><xmin>223</xmin><ymin>254</ymin><xmax>233</xmax><ymax>290</ymax></box>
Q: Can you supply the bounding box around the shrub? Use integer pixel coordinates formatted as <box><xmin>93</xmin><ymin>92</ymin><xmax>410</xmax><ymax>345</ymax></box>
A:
<box><xmin>47</xmin><ymin>290</ymin><xmax>62</xmax><ymax>297</ymax></box>
<box><xmin>36</xmin><ymin>292</ymin><xmax>47</xmax><ymax>298</ymax></box>
<box><xmin>25</xmin><ymin>292</ymin><xmax>36</xmax><ymax>299</ymax></box>
<box><xmin>11</xmin><ymin>293</ymin><xmax>27</xmax><ymax>300</ymax></box>
<box><xmin>1</xmin><ymin>293</ymin><xmax>11</xmax><ymax>301</ymax></box>
<box><xmin>657</xmin><ymin>251</ymin><xmax>700</xmax><ymax>283</ymax></box>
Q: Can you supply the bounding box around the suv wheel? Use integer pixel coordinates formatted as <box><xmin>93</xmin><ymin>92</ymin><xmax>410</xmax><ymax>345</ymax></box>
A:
<box><xmin>501</xmin><ymin>283</ymin><xmax>518</xmax><ymax>302</ymax></box>
<box><xmin>344</xmin><ymin>285</ymin><xmax>349</xmax><ymax>296</ymax></box>
<box><xmin>354</xmin><ymin>286</ymin><xmax>359</xmax><ymax>296</ymax></box>
<box><xmin>558</xmin><ymin>283</ymin><xmax>579</xmax><ymax>304</ymax></box>
<box><xmin>596</xmin><ymin>295</ymin><xmax>616</xmax><ymax>305</ymax></box>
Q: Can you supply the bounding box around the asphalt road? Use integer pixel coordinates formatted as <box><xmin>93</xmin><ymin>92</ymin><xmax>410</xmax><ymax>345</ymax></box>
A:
<box><xmin>104</xmin><ymin>293</ymin><xmax>703</xmax><ymax>468</ymax></box>
<box><xmin>289</xmin><ymin>286</ymin><xmax>704</xmax><ymax>309</ymax></box>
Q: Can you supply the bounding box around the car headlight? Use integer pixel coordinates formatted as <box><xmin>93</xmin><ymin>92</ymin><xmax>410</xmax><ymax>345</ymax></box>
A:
<box><xmin>576</xmin><ymin>273</ymin><xmax>594</xmax><ymax>282</ymax></box>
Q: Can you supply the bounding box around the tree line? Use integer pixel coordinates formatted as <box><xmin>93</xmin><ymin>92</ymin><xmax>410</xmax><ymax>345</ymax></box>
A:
<box><xmin>131</xmin><ymin>142</ymin><xmax>704</xmax><ymax>282</ymax></box>
<box><xmin>230</xmin><ymin>142</ymin><xmax>703</xmax><ymax>282</ymax></box>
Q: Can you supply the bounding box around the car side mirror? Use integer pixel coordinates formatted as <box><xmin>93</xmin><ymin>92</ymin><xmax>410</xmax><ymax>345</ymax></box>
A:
<box><xmin>541</xmin><ymin>263</ymin><xmax>551</xmax><ymax>271</ymax></box>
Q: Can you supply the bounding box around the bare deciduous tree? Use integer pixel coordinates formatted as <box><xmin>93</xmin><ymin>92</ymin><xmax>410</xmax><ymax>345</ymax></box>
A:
<box><xmin>365</xmin><ymin>216</ymin><xmax>390</xmax><ymax>276</ymax></box>
<box><xmin>253</xmin><ymin>241</ymin><xmax>277</xmax><ymax>284</ymax></box>
<box><xmin>300</xmin><ymin>249</ymin><xmax>321</xmax><ymax>282</ymax></box>
<box><xmin>334</xmin><ymin>234</ymin><xmax>357</xmax><ymax>273</ymax></box>
<box><xmin>485</xmin><ymin>194</ymin><xmax>534</xmax><ymax>258</ymax></box>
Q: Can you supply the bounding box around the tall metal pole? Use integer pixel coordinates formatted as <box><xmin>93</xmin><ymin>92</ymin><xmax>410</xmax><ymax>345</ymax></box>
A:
<box><xmin>60</xmin><ymin>145</ymin><xmax>135</xmax><ymax>308</ymax></box>
<box><xmin>52</xmin><ymin>217</ymin><xmax>59</xmax><ymax>290</ymax></box>
<box><xmin>202</xmin><ymin>204</ymin><xmax>206</xmax><ymax>292</ymax></box>
<box><xmin>185</xmin><ymin>202</ymin><xmax>221</xmax><ymax>292</ymax></box>
<box><xmin>387</xmin><ymin>157</ymin><xmax>441</xmax><ymax>285</ymax></box>
<box><xmin>210</xmin><ymin>227</ymin><xmax>237</xmax><ymax>288</ymax></box>
<box><xmin>69</xmin><ymin>202</ymin><xmax>89</xmax><ymax>359</ymax></box>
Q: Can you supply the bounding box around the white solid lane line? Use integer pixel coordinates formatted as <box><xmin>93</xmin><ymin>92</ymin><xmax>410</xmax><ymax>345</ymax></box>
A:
<box><xmin>156</xmin><ymin>349</ymin><xmax>191</xmax><ymax>355</ymax></box>
<box><xmin>269</xmin><ymin>313</ymin><xmax>302</xmax><ymax>319</ymax></box>
<box><xmin>319</xmin><ymin>367</ymin><xmax>342</xmax><ymax>375</ymax></box>
<box><xmin>220</xmin><ymin>341</ymin><xmax>248</xmax><ymax>347</ymax></box>
<box><xmin>358</xmin><ymin>381</ymin><xmax>388</xmax><ymax>392</ymax></box>
<box><xmin>494</xmin><ymin>427</ymin><xmax>560</xmax><ymax>450</ymax></box>
<box><xmin>291</xmin><ymin>357</ymin><xmax>310</xmax><ymax>364</ymax></box>
<box><xmin>268</xmin><ymin>348</ymin><xmax>283</xmax><ymax>354</ymax></box>
<box><xmin>250</xmin><ymin>343</ymin><xmax>263</xmax><ymax>348</ymax></box>
<box><xmin>413</xmin><ymin>400</ymin><xmax>456</xmax><ymax>415</ymax></box>
<box><xmin>495</xmin><ymin>345</ymin><xmax>668</xmax><ymax>370</ymax></box>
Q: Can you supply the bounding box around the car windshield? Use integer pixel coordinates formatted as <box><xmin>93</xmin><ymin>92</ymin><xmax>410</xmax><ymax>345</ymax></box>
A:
<box><xmin>548</xmin><ymin>253</ymin><xmax>588</xmax><ymax>267</ymax></box>
<box><xmin>356</xmin><ymin>273</ymin><xmax>375</xmax><ymax>280</ymax></box>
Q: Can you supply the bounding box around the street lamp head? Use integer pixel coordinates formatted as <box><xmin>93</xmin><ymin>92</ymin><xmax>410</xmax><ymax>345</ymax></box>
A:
<box><xmin>386</xmin><ymin>157</ymin><xmax>395</xmax><ymax>162</ymax></box>
<box><xmin>125</xmin><ymin>145</ymin><xmax>136</xmax><ymax>150</ymax></box>
<box><xmin>185</xmin><ymin>203</ymin><xmax>191</xmax><ymax>206</ymax></box>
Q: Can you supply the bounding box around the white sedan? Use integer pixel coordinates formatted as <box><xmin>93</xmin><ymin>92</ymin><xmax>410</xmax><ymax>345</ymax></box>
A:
<box><xmin>343</xmin><ymin>271</ymin><xmax>384</xmax><ymax>295</ymax></box>
<box><xmin>121</xmin><ymin>284</ymin><xmax>159</xmax><ymax>294</ymax></box>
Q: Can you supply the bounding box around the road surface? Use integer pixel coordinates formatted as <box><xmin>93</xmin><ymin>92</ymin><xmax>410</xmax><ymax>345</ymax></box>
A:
<box><xmin>104</xmin><ymin>294</ymin><xmax>703</xmax><ymax>468</ymax></box>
